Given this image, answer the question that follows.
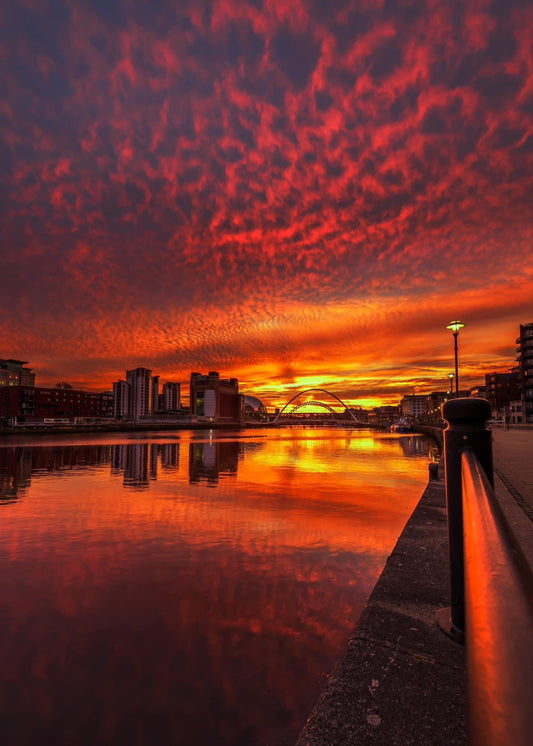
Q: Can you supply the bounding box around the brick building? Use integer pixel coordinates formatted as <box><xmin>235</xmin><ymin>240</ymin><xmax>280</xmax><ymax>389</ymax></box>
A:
<box><xmin>189</xmin><ymin>371</ymin><xmax>243</xmax><ymax>423</ymax></box>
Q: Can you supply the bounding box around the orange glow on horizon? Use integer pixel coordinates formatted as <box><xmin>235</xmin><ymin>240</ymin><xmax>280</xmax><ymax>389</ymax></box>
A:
<box><xmin>2</xmin><ymin>2</ymin><xmax>532</xmax><ymax>407</ymax></box>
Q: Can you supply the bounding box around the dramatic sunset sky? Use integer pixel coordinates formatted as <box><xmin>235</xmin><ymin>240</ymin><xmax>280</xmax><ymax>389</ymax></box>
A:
<box><xmin>2</xmin><ymin>0</ymin><xmax>532</xmax><ymax>408</ymax></box>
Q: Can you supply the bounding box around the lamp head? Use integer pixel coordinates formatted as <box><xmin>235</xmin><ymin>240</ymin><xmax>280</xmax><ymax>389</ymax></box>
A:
<box><xmin>446</xmin><ymin>320</ymin><xmax>465</xmax><ymax>334</ymax></box>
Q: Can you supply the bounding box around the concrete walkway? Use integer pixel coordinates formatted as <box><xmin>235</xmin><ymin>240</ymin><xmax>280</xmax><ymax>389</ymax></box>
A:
<box><xmin>296</xmin><ymin>427</ymin><xmax>533</xmax><ymax>745</ymax></box>
<box><xmin>491</xmin><ymin>427</ymin><xmax>533</xmax><ymax>567</ymax></box>
<box><xmin>296</xmin><ymin>474</ymin><xmax>466</xmax><ymax>745</ymax></box>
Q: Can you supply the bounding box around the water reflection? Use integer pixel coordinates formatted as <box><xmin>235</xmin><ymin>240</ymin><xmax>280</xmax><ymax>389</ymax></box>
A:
<box><xmin>0</xmin><ymin>430</ymin><xmax>434</xmax><ymax>501</ymax></box>
<box><xmin>0</xmin><ymin>430</ymin><xmax>435</xmax><ymax>745</ymax></box>
<box><xmin>189</xmin><ymin>441</ymin><xmax>240</xmax><ymax>485</ymax></box>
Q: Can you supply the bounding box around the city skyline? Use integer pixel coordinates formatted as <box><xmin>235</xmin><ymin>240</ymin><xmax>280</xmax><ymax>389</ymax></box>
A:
<box><xmin>2</xmin><ymin>1</ymin><xmax>532</xmax><ymax>409</ymax></box>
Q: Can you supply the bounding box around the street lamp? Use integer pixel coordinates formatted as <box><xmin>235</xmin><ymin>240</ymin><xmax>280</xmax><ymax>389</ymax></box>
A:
<box><xmin>448</xmin><ymin>372</ymin><xmax>454</xmax><ymax>399</ymax></box>
<box><xmin>446</xmin><ymin>320</ymin><xmax>465</xmax><ymax>397</ymax></box>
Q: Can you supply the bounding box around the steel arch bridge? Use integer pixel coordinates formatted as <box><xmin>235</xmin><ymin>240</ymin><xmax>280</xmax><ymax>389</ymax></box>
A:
<box><xmin>272</xmin><ymin>388</ymin><xmax>361</xmax><ymax>424</ymax></box>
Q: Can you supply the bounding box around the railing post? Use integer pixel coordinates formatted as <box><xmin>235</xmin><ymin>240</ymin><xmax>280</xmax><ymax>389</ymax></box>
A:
<box><xmin>437</xmin><ymin>397</ymin><xmax>493</xmax><ymax>642</ymax></box>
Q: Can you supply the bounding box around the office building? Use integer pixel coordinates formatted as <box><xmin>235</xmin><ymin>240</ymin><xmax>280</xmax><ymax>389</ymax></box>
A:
<box><xmin>190</xmin><ymin>371</ymin><xmax>243</xmax><ymax>423</ymax></box>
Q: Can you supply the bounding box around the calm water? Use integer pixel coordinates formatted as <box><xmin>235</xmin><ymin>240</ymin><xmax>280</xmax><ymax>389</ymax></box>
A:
<box><xmin>0</xmin><ymin>427</ymin><xmax>435</xmax><ymax>746</ymax></box>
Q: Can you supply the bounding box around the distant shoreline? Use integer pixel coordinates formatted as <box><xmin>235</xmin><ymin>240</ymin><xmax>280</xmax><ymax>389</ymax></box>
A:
<box><xmin>0</xmin><ymin>421</ymin><xmax>379</xmax><ymax>438</ymax></box>
<box><xmin>0</xmin><ymin>421</ymin><xmax>250</xmax><ymax>437</ymax></box>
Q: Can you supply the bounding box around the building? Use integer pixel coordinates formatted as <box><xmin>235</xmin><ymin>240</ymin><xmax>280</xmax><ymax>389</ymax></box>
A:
<box><xmin>0</xmin><ymin>386</ymin><xmax>36</xmax><ymax>420</ymax></box>
<box><xmin>189</xmin><ymin>371</ymin><xmax>243</xmax><ymax>423</ymax></box>
<box><xmin>162</xmin><ymin>381</ymin><xmax>181</xmax><ymax>412</ymax></box>
<box><xmin>101</xmin><ymin>391</ymin><xmax>114</xmax><ymax>419</ymax></box>
<box><xmin>126</xmin><ymin>367</ymin><xmax>152</xmax><ymax>420</ymax></box>
<box><xmin>151</xmin><ymin>375</ymin><xmax>160</xmax><ymax>414</ymax></box>
<box><xmin>516</xmin><ymin>322</ymin><xmax>533</xmax><ymax>424</ymax></box>
<box><xmin>369</xmin><ymin>405</ymin><xmax>400</xmax><ymax>427</ymax></box>
<box><xmin>113</xmin><ymin>380</ymin><xmax>129</xmax><ymax>419</ymax></box>
<box><xmin>400</xmin><ymin>394</ymin><xmax>427</xmax><ymax>419</ymax></box>
<box><xmin>0</xmin><ymin>385</ymin><xmax>111</xmax><ymax>422</ymax></box>
<box><xmin>0</xmin><ymin>359</ymin><xmax>35</xmax><ymax>387</ymax></box>
<box><xmin>112</xmin><ymin>369</ymin><xmax>183</xmax><ymax>421</ymax></box>
<box><xmin>243</xmin><ymin>395</ymin><xmax>267</xmax><ymax>422</ymax></box>
<box><xmin>484</xmin><ymin>371</ymin><xmax>522</xmax><ymax>420</ymax></box>
<box><xmin>425</xmin><ymin>391</ymin><xmax>449</xmax><ymax>421</ymax></box>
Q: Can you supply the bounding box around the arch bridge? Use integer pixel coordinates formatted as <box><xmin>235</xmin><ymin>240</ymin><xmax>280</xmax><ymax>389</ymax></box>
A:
<box><xmin>272</xmin><ymin>388</ymin><xmax>362</xmax><ymax>424</ymax></box>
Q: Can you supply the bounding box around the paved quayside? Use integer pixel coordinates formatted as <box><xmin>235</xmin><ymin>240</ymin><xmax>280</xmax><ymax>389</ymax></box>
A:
<box><xmin>296</xmin><ymin>426</ymin><xmax>533</xmax><ymax>746</ymax></box>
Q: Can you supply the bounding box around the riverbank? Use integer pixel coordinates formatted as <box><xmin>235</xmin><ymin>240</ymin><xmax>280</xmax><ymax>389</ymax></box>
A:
<box><xmin>296</xmin><ymin>465</ymin><xmax>466</xmax><ymax>745</ymax></box>
<box><xmin>0</xmin><ymin>421</ymin><xmax>247</xmax><ymax>436</ymax></box>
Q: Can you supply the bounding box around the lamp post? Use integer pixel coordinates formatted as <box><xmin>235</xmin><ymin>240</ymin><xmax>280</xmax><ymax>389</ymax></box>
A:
<box><xmin>446</xmin><ymin>321</ymin><xmax>465</xmax><ymax>398</ymax></box>
<box><xmin>448</xmin><ymin>373</ymin><xmax>454</xmax><ymax>399</ymax></box>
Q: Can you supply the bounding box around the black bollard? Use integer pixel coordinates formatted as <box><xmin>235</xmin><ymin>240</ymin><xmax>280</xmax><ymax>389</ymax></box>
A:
<box><xmin>437</xmin><ymin>398</ymin><xmax>493</xmax><ymax>642</ymax></box>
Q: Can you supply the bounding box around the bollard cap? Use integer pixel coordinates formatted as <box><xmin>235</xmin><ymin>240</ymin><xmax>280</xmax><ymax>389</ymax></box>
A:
<box><xmin>442</xmin><ymin>397</ymin><xmax>491</xmax><ymax>426</ymax></box>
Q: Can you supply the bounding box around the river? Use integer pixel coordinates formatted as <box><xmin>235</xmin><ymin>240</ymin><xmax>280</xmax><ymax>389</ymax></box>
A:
<box><xmin>0</xmin><ymin>427</ymin><xmax>436</xmax><ymax>745</ymax></box>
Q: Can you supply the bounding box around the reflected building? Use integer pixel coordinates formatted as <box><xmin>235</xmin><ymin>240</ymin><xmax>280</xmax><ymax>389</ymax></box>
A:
<box><xmin>397</xmin><ymin>435</ymin><xmax>432</xmax><ymax>458</ymax></box>
<box><xmin>0</xmin><ymin>447</ymin><xmax>32</xmax><ymax>500</ymax></box>
<box><xmin>123</xmin><ymin>443</ymin><xmax>150</xmax><ymax>488</ymax></box>
<box><xmin>0</xmin><ymin>445</ymin><xmax>113</xmax><ymax>499</ymax></box>
<box><xmin>160</xmin><ymin>443</ymin><xmax>180</xmax><ymax>470</ymax></box>
<box><xmin>112</xmin><ymin>443</ymin><xmax>180</xmax><ymax>488</ymax></box>
<box><xmin>189</xmin><ymin>441</ymin><xmax>240</xmax><ymax>484</ymax></box>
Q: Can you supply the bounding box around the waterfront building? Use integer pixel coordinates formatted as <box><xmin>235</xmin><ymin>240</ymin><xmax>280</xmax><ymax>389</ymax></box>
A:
<box><xmin>516</xmin><ymin>322</ymin><xmax>533</xmax><ymax>424</ymax></box>
<box><xmin>113</xmin><ymin>380</ymin><xmax>129</xmax><ymax>419</ymax></box>
<box><xmin>151</xmin><ymin>375</ymin><xmax>160</xmax><ymax>414</ymax></box>
<box><xmin>190</xmin><ymin>371</ymin><xmax>243</xmax><ymax>423</ymax></box>
<box><xmin>400</xmin><ymin>394</ymin><xmax>427</xmax><ymax>419</ymax></box>
<box><xmin>162</xmin><ymin>381</ymin><xmax>181</xmax><ymax>412</ymax></box>
<box><xmin>126</xmin><ymin>367</ymin><xmax>152</xmax><ymax>420</ymax></box>
<box><xmin>101</xmin><ymin>391</ymin><xmax>114</xmax><ymax>419</ymax></box>
<box><xmin>426</xmin><ymin>391</ymin><xmax>448</xmax><ymax>420</ymax></box>
<box><xmin>484</xmin><ymin>370</ymin><xmax>521</xmax><ymax>420</ymax></box>
<box><xmin>243</xmin><ymin>394</ymin><xmax>267</xmax><ymax>422</ymax></box>
<box><xmin>1</xmin><ymin>384</ymin><xmax>111</xmax><ymax>422</ymax></box>
<box><xmin>0</xmin><ymin>386</ymin><xmax>36</xmax><ymax>420</ymax></box>
<box><xmin>370</xmin><ymin>405</ymin><xmax>400</xmax><ymax>427</ymax></box>
<box><xmin>0</xmin><ymin>359</ymin><xmax>35</xmax><ymax>387</ymax></box>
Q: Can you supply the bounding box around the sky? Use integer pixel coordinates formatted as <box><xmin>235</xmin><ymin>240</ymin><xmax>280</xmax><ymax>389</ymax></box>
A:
<box><xmin>1</xmin><ymin>0</ymin><xmax>532</xmax><ymax>409</ymax></box>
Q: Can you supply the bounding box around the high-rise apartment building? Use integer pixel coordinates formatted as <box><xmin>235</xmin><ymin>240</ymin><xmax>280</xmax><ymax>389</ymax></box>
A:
<box><xmin>151</xmin><ymin>375</ymin><xmax>160</xmax><ymax>414</ymax></box>
<box><xmin>516</xmin><ymin>322</ymin><xmax>533</xmax><ymax>423</ymax></box>
<box><xmin>113</xmin><ymin>380</ymin><xmax>129</xmax><ymax>419</ymax></box>
<box><xmin>126</xmin><ymin>367</ymin><xmax>152</xmax><ymax>420</ymax></box>
<box><xmin>162</xmin><ymin>381</ymin><xmax>181</xmax><ymax>412</ymax></box>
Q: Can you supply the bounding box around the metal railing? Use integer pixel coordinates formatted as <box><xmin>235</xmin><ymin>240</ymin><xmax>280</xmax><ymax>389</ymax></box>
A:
<box><xmin>439</xmin><ymin>398</ymin><xmax>533</xmax><ymax>746</ymax></box>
